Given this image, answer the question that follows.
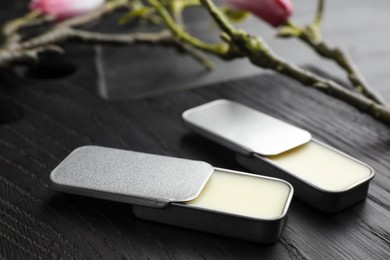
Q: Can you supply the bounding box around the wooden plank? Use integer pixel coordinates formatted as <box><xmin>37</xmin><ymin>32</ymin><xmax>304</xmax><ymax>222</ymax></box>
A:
<box><xmin>1</xmin><ymin>0</ymin><xmax>390</xmax><ymax>259</ymax></box>
<box><xmin>1</xmin><ymin>67</ymin><xmax>390</xmax><ymax>259</ymax></box>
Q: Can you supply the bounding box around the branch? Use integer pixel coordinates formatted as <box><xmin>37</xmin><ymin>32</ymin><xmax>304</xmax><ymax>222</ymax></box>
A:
<box><xmin>250</xmin><ymin>49</ymin><xmax>390</xmax><ymax>123</ymax></box>
<box><xmin>118</xmin><ymin>0</ymin><xmax>162</xmax><ymax>25</ymax></box>
<box><xmin>277</xmin><ymin>1</ymin><xmax>386</xmax><ymax>105</ymax></box>
<box><xmin>15</xmin><ymin>28</ymin><xmax>174</xmax><ymax>50</ymax></box>
<box><xmin>2</xmin><ymin>10</ymin><xmax>41</xmax><ymax>37</ymax></box>
<box><xmin>170</xmin><ymin>0</ymin><xmax>201</xmax><ymax>26</ymax></box>
<box><xmin>314</xmin><ymin>0</ymin><xmax>325</xmax><ymax>28</ymax></box>
<box><xmin>2</xmin><ymin>11</ymin><xmax>55</xmax><ymax>47</ymax></box>
<box><xmin>0</xmin><ymin>0</ymin><xmax>214</xmax><ymax>72</ymax></box>
<box><xmin>174</xmin><ymin>41</ymin><xmax>215</xmax><ymax>70</ymax></box>
<box><xmin>3</xmin><ymin>26</ymin><xmax>215</xmax><ymax>71</ymax></box>
<box><xmin>198</xmin><ymin>0</ymin><xmax>236</xmax><ymax>37</ymax></box>
<box><xmin>0</xmin><ymin>0</ymin><xmax>389</xmax><ymax>126</ymax></box>
<box><xmin>297</xmin><ymin>37</ymin><xmax>387</xmax><ymax>105</ymax></box>
<box><xmin>69</xmin><ymin>28</ymin><xmax>175</xmax><ymax>44</ymax></box>
<box><xmin>149</xmin><ymin>0</ymin><xmax>234</xmax><ymax>58</ymax></box>
<box><xmin>199</xmin><ymin>0</ymin><xmax>390</xmax><ymax>124</ymax></box>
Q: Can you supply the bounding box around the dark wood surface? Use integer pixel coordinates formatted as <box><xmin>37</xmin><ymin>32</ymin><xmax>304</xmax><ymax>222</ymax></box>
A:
<box><xmin>1</xmin><ymin>1</ymin><xmax>390</xmax><ymax>259</ymax></box>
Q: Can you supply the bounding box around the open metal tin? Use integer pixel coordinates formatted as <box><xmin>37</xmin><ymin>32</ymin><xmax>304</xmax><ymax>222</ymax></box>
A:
<box><xmin>50</xmin><ymin>146</ymin><xmax>293</xmax><ymax>244</ymax></box>
<box><xmin>182</xmin><ymin>99</ymin><xmax>375</xmax><ymax>213</ymax></box>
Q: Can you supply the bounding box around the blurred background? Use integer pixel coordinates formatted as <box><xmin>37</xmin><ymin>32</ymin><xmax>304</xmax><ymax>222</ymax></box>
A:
<box><xmin>1</xmin><ymin>0</ymin><xmax>389</xmax><ymax>100</ymax></box>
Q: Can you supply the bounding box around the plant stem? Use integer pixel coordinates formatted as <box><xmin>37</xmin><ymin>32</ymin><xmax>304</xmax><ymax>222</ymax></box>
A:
<box><xmin>0</xmin><ymin>27</ymin><xmax>214</xmax><ymax>69</ymax></box>
<box><xmin>19</xmin><ymin>28</ymin><xmax>173</xmax><ymax>49</ymax></box>
<box><xmin>314</xmin><ymin>0</ymin><xmax>325</xmax><ymax>28</ymax></box>
<box><xmin>0</xmin><ymin>0</ymin><xmax>213</xmax><ymax>70</ymax></box>
<box><xmin>199</xmin><ymin>0</ymin><xmax>390</xmax><ymax>124</ymax></box>
<box><xmin>278</xmin><ymin>0</ymin><xmax>387</xmax><ymax>105</ymax></box>
<box><xmin>297</xmin><ymin>30</ymin><xmax>387</xmax><ymax>105</ymax></box>
<box><xmin>150</xmin><ymin>0</ymin><xmax>231</xmax><ymax>57</ymax></box>
<box><xmin>252</xmin><ymin>46</ymin><xmax>390</xmax><ymax>123</ymax></box>
<box><xmin>1</xmin><ymin>11</ymin><xmax>55</xmax><ymax>48</ymax></box>
<box><xmin>0</xmin><ymin>0</ymin><xmax>389</xmax><ymax>125</ymax></box>
<box><xmin>2</xmin><ymin>10</ymin><xmax>41</xmax><ymax>37</ymax></box>
<box><xmin>174</xmin><ymin>41</ymin><xmax>215</xmax><ymax>70</ymax></box>
<box><xmin>170</xmin><ymin>0</ymin><xmax>201</xmax><ymax>26</ymax></box>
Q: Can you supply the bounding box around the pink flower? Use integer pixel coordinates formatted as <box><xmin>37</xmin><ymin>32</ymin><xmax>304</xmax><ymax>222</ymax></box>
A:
<box><xmin>29</xmin><ymin>0</ymin><xmax>105</xmax><ymax>20</ymax></box>
<box><xmin>225</xmin><ymin>0</ymin><xmax>293</xmax><ymax>27</ymax></box>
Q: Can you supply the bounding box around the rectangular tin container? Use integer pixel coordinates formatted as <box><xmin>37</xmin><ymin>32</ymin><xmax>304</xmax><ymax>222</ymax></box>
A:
<box><xmin>133</xmin><ymin>167</ymin><xmax>293</xmax><ymax>244</ymax></box>
<box><xmin>182</xmin><ymin>99</ymin><xmax>375</xmax><ymax>213</ymax></box>
<box><xmin>50</xmin><ymin>146</ymin><xmax>293</xmax><ymax>244</ymax></box>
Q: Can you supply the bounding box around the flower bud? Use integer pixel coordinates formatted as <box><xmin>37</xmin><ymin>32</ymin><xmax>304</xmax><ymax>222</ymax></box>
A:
<box><xmin>29</xmin><ymin>0</ymin><xmax>105</xmax><ymax>20</ymax></box>
<box><xmin>225</xmin><ymin>0</ymin><xmax>293</xmax><ymax>27</ymax></box>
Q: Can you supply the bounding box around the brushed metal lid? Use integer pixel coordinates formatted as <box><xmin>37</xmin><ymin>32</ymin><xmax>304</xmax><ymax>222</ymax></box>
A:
<box><xmin>182</xmin><ymin>100</ymin><xmax>312</xmax><ymax>156</ymax></box>
<box><xmin>50</xmin><ymin>146</ymin><xmax>214</xmax><ymax>208</ymax></box>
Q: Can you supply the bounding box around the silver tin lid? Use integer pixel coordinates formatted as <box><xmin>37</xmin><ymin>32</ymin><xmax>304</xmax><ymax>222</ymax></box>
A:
<box><xmin>50</xmin><ymin>146</ymin><xmax>214</xmax><ymax>208</ymax></box>
<box><xmin>182</xmin><ymin>100</ymin><xmax>312</xmax><ymax>156</ymax></box>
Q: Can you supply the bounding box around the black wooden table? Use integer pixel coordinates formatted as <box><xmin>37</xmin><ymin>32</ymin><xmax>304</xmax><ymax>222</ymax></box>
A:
<box><xmin>1</xmin><ymin>1</ymin><xmax>390</xmax><ymax>259</ymax></box>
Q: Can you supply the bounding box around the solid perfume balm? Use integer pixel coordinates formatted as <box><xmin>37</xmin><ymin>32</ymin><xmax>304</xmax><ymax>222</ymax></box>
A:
<box><xmin>267</xmin><ymin>141</ymin><xmax>372</xmax><ymax>192</ymax></box>
<box><xmin>51</xmin><ymin>146</ymin><xmax>293</xmax><ymax>243</ymax></box>
<box><xmin>183</xmin><ymin>99</ymin><xmax>374</xmax><ymax>213</ymax></box>
<box><xmin>186</xmin><ymin>169</ymin><xmax>291</xmax><ymax>219</ymax></box>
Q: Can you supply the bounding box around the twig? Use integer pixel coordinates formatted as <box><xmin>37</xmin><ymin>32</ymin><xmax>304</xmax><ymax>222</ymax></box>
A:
<box><xmin>297</xmin><ymin>34</ymin><xmax>387</xmax><ymax>105</ymax></box>
<box><xmin>170</xmin><ymin>0</ymin><xmax>201</xmax><ymax>26</ymax></box>
<box><xmin>119</xmin><ymin>0</ymin><xmax>166</xmax><ymax>26</ymax></box>
<box><xmin>199</xmin><ymin>0</ymin><xmax>390</xmax><ymax>124</ymax></box>
<box><xmin>2</xmin><ymin>11</ymin><xmax>55</xmax><ymax>47</ymax></box>
<box><xmin>1</xmin><ymin>27</ymin><xmax>214</xmax><ymax>70</ymax></box>
<box><xmin>314</xmin><ymin>0</ymin><xmax>325</xmax><ymax>28</ymax></box>
<box><xmin>0</xmin><ymin>0</ymin><xmax>389</xmax><ymax>125</ymax></box>
<box><xmin>279</xmin><ymin>0</ymin><xmax>387</xmax><ymax>105</ymax></box>
<box><xmin>2</xmin><ymin>11</ymin><xmax>41</xmax><ymax>37</ymax></box>
<box><xmin>174</xmin><ymin>40</ymin><xmax>215</xmax><ymax>70</ymax></box>
<box><xmin>0</xmin><ymin>0</ymin><xmax>213</xmax><ymax>70</ymax></box>
<box><xmin>18</xmin><ymin>28</ymin><xmax>174</xmax><ymax>50</ymax></box>
<box><xmin>149</xmin><ymin>0</ymin><xmax>235</xmax><ymax>58</ymax></box>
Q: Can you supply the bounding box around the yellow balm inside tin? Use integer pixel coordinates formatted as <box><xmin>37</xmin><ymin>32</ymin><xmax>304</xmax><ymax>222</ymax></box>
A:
<box><xmin>186</xmin><ymin>169</ymin><xmax>291</xmax><ymax>219</ymax></box>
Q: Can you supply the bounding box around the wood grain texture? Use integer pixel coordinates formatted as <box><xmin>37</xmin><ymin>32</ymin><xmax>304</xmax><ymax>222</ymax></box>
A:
<box><xmin>1</xmin><ymin>65</ymin><xmax>390</xmax><ymax>259</ymax></box>
<box><xmin>1</xmin><ymin>0</ymin><xmax>390</xmax><ymax>259</ymax></box>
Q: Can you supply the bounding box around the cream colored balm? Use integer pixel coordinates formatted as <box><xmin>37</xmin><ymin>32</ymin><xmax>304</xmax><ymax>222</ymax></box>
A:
<box><xmin>186</xmin><ymin>169</ymin><xmax>291</xmax><ymax>219</ymax></box>
<box><xmin>182</xmin><ymin>100</ymin><xmax>375</xmax><ymax>212</ymax></box>
<box><xmin>51</xmin><ymin>146</ymin><xmax>294</xmax><ymax>243</ymax></box>
<box><xmin>267</xmin><ymin>141</ymin><xmax>372</xmax><ymax>192</ymax></box>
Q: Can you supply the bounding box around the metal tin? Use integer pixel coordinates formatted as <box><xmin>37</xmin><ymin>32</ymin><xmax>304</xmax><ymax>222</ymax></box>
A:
<box><xmin>50</xmin><ymin>146</ymin><xmax>214</xmax><ymax>208</ymax></box>
<box><xmin>235</xmin><ymin>140</ymin><xmax>374</xmax><ymax>213</ymax></box>
<box><xmin>183</xmin><ymin>99</ymin><xmax>375</xmax><ymax>213</ymax></box>
<box><xmin>182</xmin><ymin>99</ymin><xmax>312</xmax><ymax>156</ymax></box>
<box><xmin>133</xmin><ymin>167</ymin><xmax>293</xmax><ymax>244</ymax></box>
<box><xmin>50</xmin><ymin>146</ymin><xmax>294</xmax><ymax>243</ymax></box>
